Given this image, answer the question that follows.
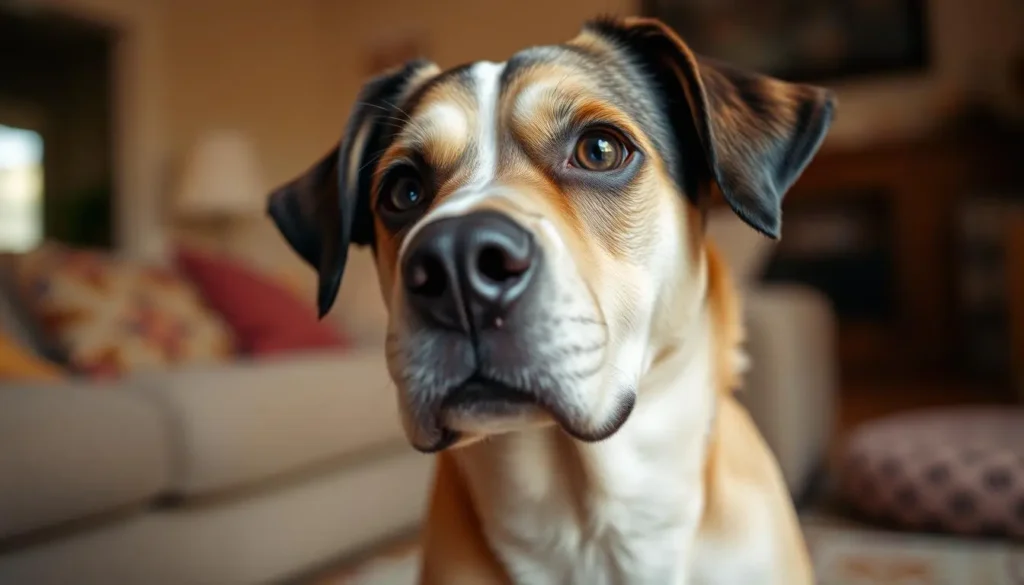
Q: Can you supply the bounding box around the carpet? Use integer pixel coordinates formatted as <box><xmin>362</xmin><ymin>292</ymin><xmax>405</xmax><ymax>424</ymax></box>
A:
<box><xmin>318</xmin><ymin>516</ymin><xmax>1024</xmax><ymax>585</ymax></box>
<box><xmin>803</xmin><ymin>514</ymin><xmax>1024</xmax><ymax>584</ymax></box>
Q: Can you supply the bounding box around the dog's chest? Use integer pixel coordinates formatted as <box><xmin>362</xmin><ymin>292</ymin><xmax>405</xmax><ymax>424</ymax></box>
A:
<box><xmin>491</xmin><ymin>490</ymin><xmax>695</xmax><ymax>585</ymax></box>
<box><xmin>458</xmin><ymin>431</ymin><xmax>704</xmax><ymax>585</ymax></box>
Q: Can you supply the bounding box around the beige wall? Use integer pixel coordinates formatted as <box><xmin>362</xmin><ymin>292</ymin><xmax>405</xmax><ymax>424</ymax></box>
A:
<box><xmin>162</xmin><ymin>0</ymin><xmax>633</xmax><ymax>192</ymax></box>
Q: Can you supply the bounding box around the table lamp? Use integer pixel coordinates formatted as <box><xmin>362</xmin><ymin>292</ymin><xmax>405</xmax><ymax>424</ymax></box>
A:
<box><xmin>173</xmin><ymin>130</ymin><xmax>264</xmax><ymax>249</ymax></box>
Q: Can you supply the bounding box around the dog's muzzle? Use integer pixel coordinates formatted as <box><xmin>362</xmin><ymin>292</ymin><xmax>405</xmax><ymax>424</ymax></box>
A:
<box><xmin>393</xmin><ymin>209</ymin><xmax>623</xmax><ymax>452</ymax></box>
<box><xmin>402</xmin><ymin>210</ymin><xmax>539</xmax><ymax>333</ymax></box>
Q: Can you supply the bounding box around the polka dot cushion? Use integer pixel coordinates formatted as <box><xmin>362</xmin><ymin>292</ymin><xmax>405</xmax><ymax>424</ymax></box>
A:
<box><xmin>839</xmin><ymin>407</ymin><xmax>1024</xmax><ymax>539</ymax></box>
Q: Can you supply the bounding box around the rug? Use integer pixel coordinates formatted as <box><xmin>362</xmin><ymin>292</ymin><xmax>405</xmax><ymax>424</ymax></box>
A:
<box><xmin>802</xmin><ymin>514</ymin><xmax>1024</xmax><ymax>585</ymax></box>
<box><xmin>317</xmin><ymin>516</ymin><xmax>1024</xmax><ymax>585</ymax></box>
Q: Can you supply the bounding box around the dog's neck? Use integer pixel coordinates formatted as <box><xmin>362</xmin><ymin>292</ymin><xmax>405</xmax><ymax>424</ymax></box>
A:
<box><xmin>450</xmin><ymin>245</ymin><xmax>732</xmax><ymax>583</ymax></box>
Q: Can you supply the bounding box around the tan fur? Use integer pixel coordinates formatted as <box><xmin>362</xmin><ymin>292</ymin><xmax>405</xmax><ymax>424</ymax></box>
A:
<box><xmin>697</xmin><ymin>242</ymin><xmax>813</xmax><ymax>580</ymax></box>
<box><xmin>705</xmin><ymin>241</ymin><xmax>744</xmax><ymax>396</ymax></box>
<box><xmin>420</xmin><ymin>452</ymin><xmax>508</xmax><ymax>585</ymax></box>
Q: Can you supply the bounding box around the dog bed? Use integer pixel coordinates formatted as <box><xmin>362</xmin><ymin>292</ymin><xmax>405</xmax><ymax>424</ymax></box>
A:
<box><xmin>839</xmin><ymin>407</ymin><xmax>1024</xmax><ymax>539</ymax></box>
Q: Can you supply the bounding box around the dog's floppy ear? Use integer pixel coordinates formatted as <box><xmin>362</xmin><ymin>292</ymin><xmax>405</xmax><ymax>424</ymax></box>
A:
<box><xmin>267</xmin><ymin>59</ymin><xmax>439</xmax><ymax>317</ymax></box>
<box><xmin>586</xmin><ymin>17</ymin><xmax>835</xmax><ymax>239</ymax></box>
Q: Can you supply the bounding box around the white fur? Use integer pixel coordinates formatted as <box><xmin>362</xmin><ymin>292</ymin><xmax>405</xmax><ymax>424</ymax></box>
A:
<box><xmin>468</xmin><ymin>60</ymin><xmax>505</xmax><ymax>186</ymax></box>
<box><xmin>691</xmin><ymin>501</ymin><xmax>778</xmax><ymax>585</ymax></box>
<box><xmin>455</xmin><ymin>312</ymin><xmax>717</xmax><ymax>585</ymax></box>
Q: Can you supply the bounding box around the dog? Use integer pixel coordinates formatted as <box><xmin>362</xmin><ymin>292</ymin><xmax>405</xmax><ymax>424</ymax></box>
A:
<box><xmin>267</xmin><ymin>16</ymin><xmax>834</xmax><ymax>585</ymax></box>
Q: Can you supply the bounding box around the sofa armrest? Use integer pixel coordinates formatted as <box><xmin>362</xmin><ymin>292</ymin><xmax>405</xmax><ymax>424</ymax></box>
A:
<box><xmin>739</xmin><ymin>284</ymin><xmax>839</xmax><ymax>497</ymax></box>
<box><xmin>140</xmin><ymin>348</ymin><xmax>409</xmax><ymax>497</ymax></box>
<box><xmin>0</xmin><ymin>380</ymin><xmax>169</xmax><ymax>540</ymax></box>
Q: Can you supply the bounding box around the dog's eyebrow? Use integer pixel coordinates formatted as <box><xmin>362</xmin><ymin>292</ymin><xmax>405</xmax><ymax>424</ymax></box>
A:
<box><xmin>510</xmin><ymin>83</ymin><xmax>646</xmax><ymax>145</ymax></box>
<box><xmin>376</xmin><ymin>141</ymin><xmax>467</xmax><ymax>186</ymax></box>
<box><xmin>399</xmin><ymin>102</ymin><xmax>472</xmax><ymax>167</ymax></box>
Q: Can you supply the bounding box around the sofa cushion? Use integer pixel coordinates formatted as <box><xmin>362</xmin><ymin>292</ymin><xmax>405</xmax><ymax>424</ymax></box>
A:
<box><xmin>148</xmin><ymin>348</ymin><xmax>407</xmax><ymax>496</ymax></box>
<box><xmin>174</xmin><ymin>246</ymin><xmax>348</xmax><ymax>357</ymax></box>
<box><xmin>0</xmin><ymin>382</ymin><xmax>170</xmax><ymax>540</ymax></box>
<box><xmin>0</xmin><ymin>255</ymin><xmax>63</xmax><ymax>363</ymax></box>
<box><xmin>12</xmin><ymin>242</ymin><xmax>235</xmax><ymax>378</ymax></box>
<box><xmin>0</xmin><ymin>330</ymin><xmax>64</xmax><ymax>382</ymax></box>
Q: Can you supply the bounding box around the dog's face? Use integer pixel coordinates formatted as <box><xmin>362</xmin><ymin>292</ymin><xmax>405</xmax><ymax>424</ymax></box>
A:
<box><xmin>268</xmin><ymin>18</ymin><xmax>834</xmax><ymax>453</ymax></box>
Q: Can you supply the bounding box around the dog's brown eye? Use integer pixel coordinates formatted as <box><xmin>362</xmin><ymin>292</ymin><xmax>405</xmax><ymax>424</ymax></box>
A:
<box><xmin>385</xmin><ymin>174</ymin><xmax>426</xmax><ymax>213</ymax></box>
<box><xmin>573</xmin><ymin>130</ymin><xmax>627</xmax><ymax>172</ymax></box>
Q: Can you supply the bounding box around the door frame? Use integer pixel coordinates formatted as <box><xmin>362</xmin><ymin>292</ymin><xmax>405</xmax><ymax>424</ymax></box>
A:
<box><xmin>37</xmin><ymin>0</ymin><xmax>167</xmax><ymax>261</ymax></box>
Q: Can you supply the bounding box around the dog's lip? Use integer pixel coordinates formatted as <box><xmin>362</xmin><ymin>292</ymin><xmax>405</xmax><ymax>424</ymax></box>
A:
<box><xmin>441</xmin><ymin>375</ymin><xmax>537</xmax><ymax>409</ymax></box>
<box><xmin>410</xmin><ymin>376</ymin><xmax>636</xmax><ymax>453</ymax></box>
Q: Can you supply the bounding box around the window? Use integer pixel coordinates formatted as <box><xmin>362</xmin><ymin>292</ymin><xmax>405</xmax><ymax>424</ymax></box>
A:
<box><xmin>0</xmin><ymin>124</ymin><xmax>44</xmax><ymax>252</ymax></box>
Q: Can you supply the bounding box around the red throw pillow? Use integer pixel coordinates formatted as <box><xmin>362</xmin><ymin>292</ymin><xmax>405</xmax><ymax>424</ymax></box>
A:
<box><xmin>175</xmin><ymin>246</ymin><xmax>348</xmax><ymax>356</ymax></box>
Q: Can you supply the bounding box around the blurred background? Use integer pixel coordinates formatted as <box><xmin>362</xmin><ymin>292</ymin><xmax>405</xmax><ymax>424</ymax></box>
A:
<box><xmin>0</xmin><ymin>0</ymin><xmax>1021</xmax><ymax>583</ymax></box>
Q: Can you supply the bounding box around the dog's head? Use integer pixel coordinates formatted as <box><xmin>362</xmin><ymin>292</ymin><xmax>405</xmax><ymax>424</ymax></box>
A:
<box><xmin>268</xmin><ymin>17</ymin><xmax>834</xmax><ymax>453</ymax></box>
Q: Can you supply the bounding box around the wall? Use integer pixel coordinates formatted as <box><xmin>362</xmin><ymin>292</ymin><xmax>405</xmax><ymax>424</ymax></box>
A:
<box><xmin>825</xmin><ymin>0</ymin><xmax>1022</xmax><ymax>147</ymax></box>
<box><xmin>164</xmin><ymin>0</ymin><xmax>336</xmax><ymax>194</ymax></box>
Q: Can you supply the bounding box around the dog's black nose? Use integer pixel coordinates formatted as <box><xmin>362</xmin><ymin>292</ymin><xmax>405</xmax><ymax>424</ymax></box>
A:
<box><xmin>402</xmin><ymin>211</ymin><xmax>537</xmax><ymax>332</ymax></box>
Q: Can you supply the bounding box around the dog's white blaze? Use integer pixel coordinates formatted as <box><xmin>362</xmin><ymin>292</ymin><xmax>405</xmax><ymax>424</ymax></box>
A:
<box><xmin>468</xmin><ymin>60</ymin><xmax>505</xmax><ymax>187</ymax></box>
<box><xmin>397</xmin><ymin>60</ymin><xmax>508</xmax><ymax>262</ymax></box>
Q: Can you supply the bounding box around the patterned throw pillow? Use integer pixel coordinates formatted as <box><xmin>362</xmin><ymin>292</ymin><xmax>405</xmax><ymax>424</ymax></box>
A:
<box><xmin>840</xmin><ymin>407</ymin><xmax>1024</xmax><ymax>540</ymax></box>
<box><xmin>13</xmin><ymin>242</ymin><xmax>236</xmax><ymax>378</ymax></box>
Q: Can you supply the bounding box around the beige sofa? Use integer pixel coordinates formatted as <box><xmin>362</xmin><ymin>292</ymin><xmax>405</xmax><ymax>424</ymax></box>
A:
<box><xmin>0</xmin><ymin>217</ymin><xmax>837</xmax><ymax>584</ymax></box>
<box><xmin>0</xmin><ymin>348</ymin><xmax>434</xmax><ymax>585</ymax></box>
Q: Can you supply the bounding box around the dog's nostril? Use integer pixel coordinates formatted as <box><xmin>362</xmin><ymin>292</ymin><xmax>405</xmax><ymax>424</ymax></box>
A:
<box><xmin>477</xmin><ymin>245</ymin><xmax>528</xmax><ymax>283</ymax></box>
<box><xmin>408</xmin><ymin>254</ymin><xmax>447</xmax><ymax>297</ymax></box>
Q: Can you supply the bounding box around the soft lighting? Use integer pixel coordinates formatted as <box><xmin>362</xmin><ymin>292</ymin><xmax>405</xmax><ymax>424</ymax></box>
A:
<box><xmin>174</xmin><ymin>130</ymin><xmax>265</xmax><ymax>219</ymax></box>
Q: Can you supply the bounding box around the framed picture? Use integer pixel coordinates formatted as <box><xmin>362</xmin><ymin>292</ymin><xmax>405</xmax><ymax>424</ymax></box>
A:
<box><xmin>642</xmin><ymin>0</ymin><xmax>930</xmax><ymax>82</ymax></box>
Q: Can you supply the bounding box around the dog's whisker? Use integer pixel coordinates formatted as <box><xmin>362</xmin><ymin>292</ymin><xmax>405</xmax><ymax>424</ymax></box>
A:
<box><xmin>357</xmin><ymin>151</ymin><xmax>387</xmax><ymax>175</ymax></box>
<box><xmin>378</xmin><ymin>98</ymin><xmax>411</xmax><ymax>120</ymax></box>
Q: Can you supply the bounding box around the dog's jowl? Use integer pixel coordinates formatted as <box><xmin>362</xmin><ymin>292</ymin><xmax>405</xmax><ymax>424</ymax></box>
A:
<box><xmin>268</xmin><ymin>16</ymin><xmax>834</xmax><ymax>585</ymax></box>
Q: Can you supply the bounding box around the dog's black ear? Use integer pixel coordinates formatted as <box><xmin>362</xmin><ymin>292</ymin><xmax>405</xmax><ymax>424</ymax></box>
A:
<box><xmin>267</xmin><ymin>59</ymin><xmax>438</xmax><ymax>317</ymax></box>
<box><xmin>586</xmin><ymin>17</ymin><xmax>835</xmax><ymax>239</ymax></box>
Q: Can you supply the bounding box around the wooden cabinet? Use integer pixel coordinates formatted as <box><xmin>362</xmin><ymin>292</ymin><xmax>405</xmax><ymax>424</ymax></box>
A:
<box><xmin>1008</xmin><ymin>208</ymin><xmax>1024</xmax><ymax>400</ymax></box>
<box><xmin>782</xmin><ymin>135</ymin><xmax>1023</xmax><ymax>377</ymax></box>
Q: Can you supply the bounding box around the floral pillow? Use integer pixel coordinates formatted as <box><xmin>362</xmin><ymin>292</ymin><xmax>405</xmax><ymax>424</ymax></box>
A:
<box><xmin>14</xmin><ymin>242</ymin><xmax>235</xmax><ymax>378</ymax></box>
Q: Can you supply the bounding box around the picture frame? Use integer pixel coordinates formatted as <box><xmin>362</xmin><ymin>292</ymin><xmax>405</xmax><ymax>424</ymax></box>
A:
<box><xmin>642</xmin><ymin>0</ymin><xmax>930</xmax><ymax>83</ymax></box>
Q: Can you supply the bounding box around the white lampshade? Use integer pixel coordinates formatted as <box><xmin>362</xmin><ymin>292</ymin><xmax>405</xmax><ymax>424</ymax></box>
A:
<box><xmin>174</xmin><ymin>130</ymin><xmax>265</xmax><ymax>219</ymax></box>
